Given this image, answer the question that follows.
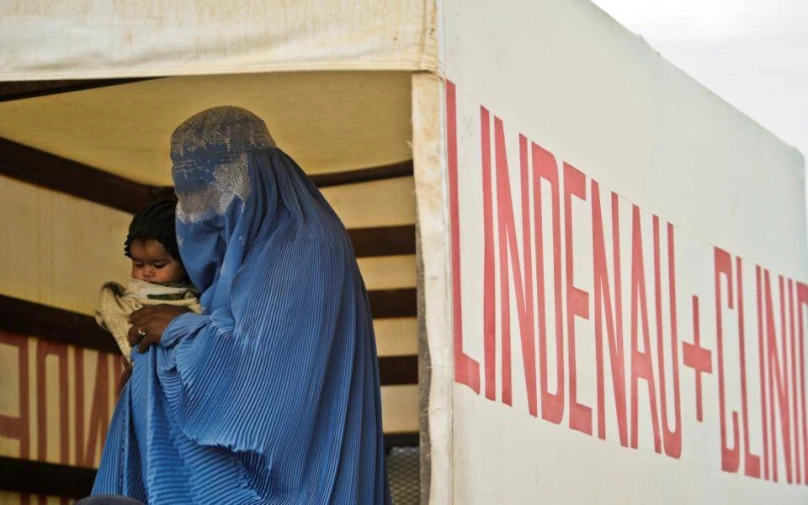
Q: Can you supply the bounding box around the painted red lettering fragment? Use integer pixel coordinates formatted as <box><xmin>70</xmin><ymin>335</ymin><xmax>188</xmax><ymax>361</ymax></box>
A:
<box><xmin>655</xmin><ymin>219</ymin><xmax>681</xmax><ymax>459</ymax></box>
<box><xmin>591</xmin><ymin>182</ymin><xmax>627</xmax><ymax>446</ymax></box>
<box><xmin>763</xmin><ymin>273</ymin><xmax>793</xmax><ymax>483</ymax></box>
<box><xmin>630</xmin><ymin>205</ymin><xmax>662</xmax><ymax>453</ymax></box>
<box><xmin>757</xmin><ymin>266</ymin><xmax>771</xmax><ymax>480</ymax></box>
<box><xmin>736</xmin><ymin>258</ymin><xmax>761</xmax><ymax>478</ymax></box>
<box><xmin>83</xmin><ymin>353</ymin><xmax>111</xmax><ymax>466</ymax></box>
<box><xmin>37</xmin><ymin>340</ymin><xmax>70</xmax><ymax>464</ymax></box>
<box><xmin>446</xmin><ymin>80</ymin><xmax>481</xmax><ymax>394</ymax></box>
<box><xmin>493</xmin><ymin>119</ymin><xmax>537</xmax><ymax>415</ymax></box>
<box><xmin>482</xmin><ymin>106</ymin><xmax>497</xmax><ymax>401</ymax></box>
<box><xmin>532</xmin><ymin>142</ymin><xmax>565</xmax><ymax>425</ymax></box>
<box><xmin>683</xmin><ymin>296</ymin><xmax>712</xmax><ymax>422</ymax></box>
<box><xmin>715</xmin><ymin>248</ymin><xmax>740</xmax><ymax>473</ymax></box>
<box><xmin>74</xmin><ymin>347</ymin><xmax>85</xmax><ymax>466</ymax></box>
<box><xmin>789</xmin><ymin>279</ymin><xmax>802</xmax><ymax>483</ymax></box>
<box><xmin>0</xmin><ymin>332</ymin><xmax>30</xmax><ymax>459</ymax></box>
<box><xmin>564</xmin><ymin>162</ymin><xmax>592</xmax><ymax>436</ymax></box>
<box><xmin>797</xmin><ymin>282</ymin><xmax>808</xmax><ymax>484</ymax></box>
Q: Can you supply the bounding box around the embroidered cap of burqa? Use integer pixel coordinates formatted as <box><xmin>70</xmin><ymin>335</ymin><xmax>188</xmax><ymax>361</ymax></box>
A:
<box><xmin>93</xmin><ymin>107</ymin><xmax>391</xmax><ymax>505</ymax></box>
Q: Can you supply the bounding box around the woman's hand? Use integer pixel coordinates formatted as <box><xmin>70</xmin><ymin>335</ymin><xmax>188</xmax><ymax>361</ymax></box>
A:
<box><xmin>128</xmin><ymin>305</ymin><xmax>192</xmax><ymax>353</ymax></box>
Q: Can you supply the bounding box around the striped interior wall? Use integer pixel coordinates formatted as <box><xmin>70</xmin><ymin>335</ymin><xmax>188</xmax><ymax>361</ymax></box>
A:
<box><xmin>0</xmin><ymin>168</ymin><xmax>418</xmax><ymax>501</ymax></box>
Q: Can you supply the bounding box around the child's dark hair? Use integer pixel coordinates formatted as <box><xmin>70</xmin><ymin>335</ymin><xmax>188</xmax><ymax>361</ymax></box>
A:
<box><xmin>124</xmin><ymin>197</ymin><xmax>181</xmax><ymax>261</ymax></box>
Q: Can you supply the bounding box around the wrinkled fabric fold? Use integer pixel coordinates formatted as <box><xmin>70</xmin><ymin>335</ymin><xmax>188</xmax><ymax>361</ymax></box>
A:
<box><xmin>93</xmin><ymin>117</ymin><xmax>390</xmax><ymax>504</ymax></box>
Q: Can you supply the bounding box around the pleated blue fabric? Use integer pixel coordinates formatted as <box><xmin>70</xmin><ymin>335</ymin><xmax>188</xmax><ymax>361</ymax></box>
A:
<box><xmin>93</xmin><ymin>107</ymin><xmax>391</xmax><ymax>504</ymax></box>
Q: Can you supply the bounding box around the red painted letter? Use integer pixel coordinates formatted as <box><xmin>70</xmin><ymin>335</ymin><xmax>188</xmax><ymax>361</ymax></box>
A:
<box><xmin>493</xmin><ymin>120</ymin><xmax>537</xmax><ymax>415</ymax></box>
<box><xmin>82</xmin><ymin>352</ymin><xmax>111</xmax><ymax>466</ymax></box>
<box><xmin>564</xmin><ymin>163</ymin><xmax>592</xmax><ymax>435</ymax></box>
<box><xmin>0</xmin><ymin>332</ymin><xmax>30</xmax><ymax>459</ymax></box>
<box><xmin>591</xmin><ymin>183</ymin><xmax>627</xmax><ymax>446</ymax></box>
<box><xmin>763</xmin><ymin>273</ymin><xmax>793</xmax><ymax>483</ymax></box>
<box><xmin>757</xmin><ymin>266</ymin><xmax>770</xmax><ymax>480</ymax></box>
<box><xmin>655</xmin><ymin>219</ymin><xmax>681</xmax><ymax>459</ymax></box>
<box><xmin>630</xmin><ymin>205</ymin><xmax>662</xmax><ymax>453</ymax></box>
<box><xmin>532</xmin><ymin>142</ymin><xmax>564</xmax><ymax>424</ymax></box>
<box><xmin>789</xmin><ymin>279</ymin><xmax>802</xmax><ymax>483</ymax></box>
<box><xmin>37</xmin><ymin>340</ymin><xmax>70</xmax><ymax>464</ymax></box>
<box><xmin>446</xmin><ymin>81</ymin><xmax>481</xmax><ymax>394</ymax></box>
<box><xmin>797</xmin><ymin>282</ymin><xmax>808</xmax><ymax>484</ymax></box>
<box><xmin>736</xmin><ymin>258</ymin><xmax>761</xmax><ymax>478</ymax></box>
<box><xmin>715</xmin><ymin>247</ymin><xmax>740</xmax><ymax>473</ymax></box>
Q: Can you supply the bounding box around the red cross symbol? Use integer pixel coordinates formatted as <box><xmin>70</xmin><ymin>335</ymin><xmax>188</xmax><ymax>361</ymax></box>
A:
<box><xmin>682</xmin><ymin>295</ymin><xmax>713</xmax><ymax>422</ymax></box>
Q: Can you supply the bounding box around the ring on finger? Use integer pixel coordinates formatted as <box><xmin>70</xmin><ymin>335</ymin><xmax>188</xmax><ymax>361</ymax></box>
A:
<box><xmin>137</xmin><ymin>328</ymin><xmax>147</xmax><ymax>338</ymax></box>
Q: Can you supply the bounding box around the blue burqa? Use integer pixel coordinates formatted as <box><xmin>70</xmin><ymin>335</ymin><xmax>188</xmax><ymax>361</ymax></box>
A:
<box><xmin>93</xmin><ymin>107</ymin><xmax>391</xmax><ymax>504</ymax></box>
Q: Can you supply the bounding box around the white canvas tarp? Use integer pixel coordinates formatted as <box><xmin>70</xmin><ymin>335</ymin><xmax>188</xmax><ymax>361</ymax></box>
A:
<box><xmin>0</xmin><ymin>0</ymin><xmax>437</xmax><ymax>80</ymax></box>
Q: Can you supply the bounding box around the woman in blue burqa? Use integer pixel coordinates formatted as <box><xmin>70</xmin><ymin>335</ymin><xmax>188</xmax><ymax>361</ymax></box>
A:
<box><xmin>90</xmin><ymin>106</ymin><xmax>391</xmax><ymax>504</ymax></box>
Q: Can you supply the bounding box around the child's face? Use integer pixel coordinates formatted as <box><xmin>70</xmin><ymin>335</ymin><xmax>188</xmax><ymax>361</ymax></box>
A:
<box><xmin>129</xmin><ymin>239</ymin><xmax>186</xmax><ymax>284</ymax></box>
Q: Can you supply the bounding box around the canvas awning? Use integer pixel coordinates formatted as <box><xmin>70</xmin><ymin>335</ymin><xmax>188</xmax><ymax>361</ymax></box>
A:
<box><xmin>0</xmin><ymin>71</ymin><xmax>414</xmax><ymax>185</ymax></box>
<box><xmin>0</xmin><ymin>0</ymin><xmax>438</xmax><ymax>81</ymax></box>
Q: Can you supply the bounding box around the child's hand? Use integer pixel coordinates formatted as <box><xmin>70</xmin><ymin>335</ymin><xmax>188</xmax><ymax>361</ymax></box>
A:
<box><xmin>128</xmin><ymin>305</ymin><xmax>192</xmax><ymax>352</ymax></box>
